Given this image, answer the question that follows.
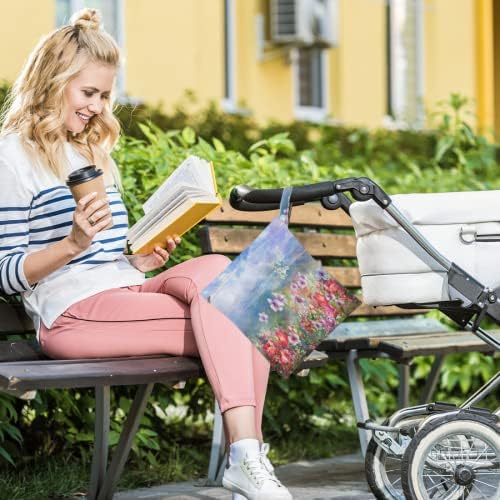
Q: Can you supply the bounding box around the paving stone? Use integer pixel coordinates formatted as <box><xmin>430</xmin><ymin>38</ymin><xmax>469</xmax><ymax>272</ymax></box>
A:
<box><xmin>114</xmin><ymin>453</ymin><xmax>374</xmax><ymax>499</ymax></box>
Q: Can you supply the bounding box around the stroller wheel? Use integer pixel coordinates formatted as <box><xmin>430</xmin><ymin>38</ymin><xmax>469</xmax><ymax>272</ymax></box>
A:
<box><xmin>365</xmin><ymin>417</ymin><xmax>421</xmax><ymax>500</ymax></box>
<box><xmin>366</xmin><ymin>437</ymin><xmax>405</xmax><ymax>500</ymax></box>
<box><xmin>401</xmin><ymin>413</ymin><xmax>500</xmax><ymax>500</ymax></box>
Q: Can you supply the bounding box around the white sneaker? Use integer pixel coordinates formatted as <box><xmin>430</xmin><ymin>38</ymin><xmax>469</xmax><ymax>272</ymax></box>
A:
<box><xmin>260</xmin><ymin>443</ymin><xmax>276</xmax><ymax>476</ymax></box>
<box><xmin>232</xmin><ymin>494</ymin><xmax>247</xmax><ymax>500</ymax></box>
<box><xmin>222</xmin><ymin>453</ymin><xmax>292</xmax><ymax>500</ymax></box>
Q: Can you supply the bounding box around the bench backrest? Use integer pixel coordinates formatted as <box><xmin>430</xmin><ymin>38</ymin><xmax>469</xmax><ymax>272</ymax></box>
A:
<box><xmin>200</xmin><ymin>201</ymin><xmax>423</xmax><ymax>319</ymax></box>
<box><xmin>0</xmin><ymin>302</ymin><xmax>34</xmax><ymax>334</ymax></box>
<box><xmin>0</xmin><ymin>301</ymin><xmax>40</xmax><ymax>362</ymax></box>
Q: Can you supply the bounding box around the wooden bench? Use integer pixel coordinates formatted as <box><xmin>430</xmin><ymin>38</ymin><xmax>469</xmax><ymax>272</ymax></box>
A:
<box><xmin>0</xmin><ymin>297</ymin><xmax>326</xmax><ymax>497</ymax></box>
<box><xmin>200</xmin><ymin>200</ymin><xmax>500</xmax><ymax>458</ymax></box>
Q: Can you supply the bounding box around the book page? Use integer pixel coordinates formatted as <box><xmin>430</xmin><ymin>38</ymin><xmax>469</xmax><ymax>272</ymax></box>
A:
<box><xmin>129</xmin><ymin>184</ymin><xmax>212</xmax><ymax>241</ymax></box>
<box><xmin>129</xmin><ymin>183</ymin><xmax>192</xmax><ymax>239</ymax></box>
<box><xmin>143</xmin><ymin>156</ymin><xmax>214</xmax><ymax>215</ymax></box>
<box><xmin>131</xmin><ymin>196</ymin><xmax>217</xmax><ymax>251</ymax></box>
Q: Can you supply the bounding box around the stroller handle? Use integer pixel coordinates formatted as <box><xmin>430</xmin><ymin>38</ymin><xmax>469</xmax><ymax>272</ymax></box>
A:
<box><xmin>229</xmin><ymin>182</ymin><xmax>335</xmax><ymax>211</ymax></box>
<box><xmin>230</xmin><ymin>177</ymin><xmax>392</xmax><ymax>211</ymax></box>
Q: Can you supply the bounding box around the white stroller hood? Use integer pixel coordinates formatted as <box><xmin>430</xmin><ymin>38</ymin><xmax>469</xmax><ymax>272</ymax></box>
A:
<box><xmin>350</xmin><ymin>190</ymin><xmax>500</xmax><ymax>306</ymax></box>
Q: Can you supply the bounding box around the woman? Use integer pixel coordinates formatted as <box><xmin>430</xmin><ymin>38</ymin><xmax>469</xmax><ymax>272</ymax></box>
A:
<box><xmin>0</xmin><ymin>9</ymin><xmax>292</xmax><ymax>500</ymax></box>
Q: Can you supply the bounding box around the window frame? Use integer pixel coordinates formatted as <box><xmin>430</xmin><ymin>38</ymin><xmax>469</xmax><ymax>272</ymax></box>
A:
<box><xmin>222</xmin><ymin>0</ymin><xmax>238</xmax><ymax>113</ymax></box>
<box><xmin>293</xmin><ymin>47</ymin><xmax>329</xmax><ymax>122</ymax></box>
<box><xmin>386</xmin><ymin>0</ymin><xmax>425</xmax><ymax>128</ymax></box>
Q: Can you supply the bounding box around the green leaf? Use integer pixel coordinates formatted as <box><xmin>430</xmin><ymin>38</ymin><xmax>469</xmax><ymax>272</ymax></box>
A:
<box><xmin>0</xmin><ymin>446</ymin><xmax>14</xmax><ymax>466</ymax></box>
<box><xmin>212</xmin><ymin>137</ymin><xmax>226</xmax><ymax>152</ymax></box>
<box><xmin>138</xmin><ymin>123</ymin><xmax>158</xmax><ymax>145</ymax></box>
<box><xmin>182</xmin><ymin>127</ymin><xmax>196</xmax><ymax>145</ymax></box>
<box><xmin>324</xmin><ymin>373</ymin><xmax>348</xmax><ymax>388</ymax></box>
<box><xmin>75</xmin><ymin>432</ymin><xmax>94</xmax><ymax>442</ymax></box>
<box><xmin>108</xmin><ymin>430</ymin><xmax>120</xmax><ymax>446</ymax></box>
<box><xmin>434</xmin><ymin>136</ymin><xmax>454</xmax><ymax>163</ymax></box>
<box><xmin>248</xmin><ymin>139</ymin><xmax>268</xmax><ymax>153</ymax></box>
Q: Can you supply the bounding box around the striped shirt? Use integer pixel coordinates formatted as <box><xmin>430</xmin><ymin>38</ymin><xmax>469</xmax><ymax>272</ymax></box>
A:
<box><xmin>0</xmin><ymin>133</ymin><xmax>145</xmax><ymax>333</ymax></box>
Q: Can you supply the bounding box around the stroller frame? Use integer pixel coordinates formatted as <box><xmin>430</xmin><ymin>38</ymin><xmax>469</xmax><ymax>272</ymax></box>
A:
<box><xmin>231</xmin><ymin>177</ymin><xmax>500</xmax><ymax>499</ymax></box>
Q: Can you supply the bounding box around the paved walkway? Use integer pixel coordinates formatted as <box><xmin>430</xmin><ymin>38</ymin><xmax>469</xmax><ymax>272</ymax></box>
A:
<box><xmin>115</xmin><ymin>454</ymin><xmax>374</xmax><ymax>499</ymax></box>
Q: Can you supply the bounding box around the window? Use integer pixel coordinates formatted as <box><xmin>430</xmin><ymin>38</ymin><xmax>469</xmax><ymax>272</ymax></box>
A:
<box><xmin>222</xmin><ymin>0</ymin><xmax>237</xmax><ymax>111</ymax></box>
<box><xmin>55</xmin><ymin>0</ymin><xmax>126</xmax><ymax>98</ymax></box>
<box><xmin>294</xmin><ymin>47</ymin><xmax>328</xmax><ymax>122</ymax></box>
<box><xmin>386</xmin><ymin>0</ymin><xmax>424</xmax><ymax>128</ymax></box>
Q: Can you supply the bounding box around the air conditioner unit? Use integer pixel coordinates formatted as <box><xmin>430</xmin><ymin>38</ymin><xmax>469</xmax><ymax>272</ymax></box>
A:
<box><xmin>270</xmin><ymin>0</ymin><xmax>338</xmax><ymax>47</ymax></box>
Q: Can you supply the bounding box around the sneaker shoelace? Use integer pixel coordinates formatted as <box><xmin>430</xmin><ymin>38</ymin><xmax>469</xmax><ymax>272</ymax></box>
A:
<box><xmin>260</xmin><ymin>443</ymin><xmax>276</xmax><ymax>476</ymax></box>
<box><xmin>243</xmin><ymin>455</ymin><xmax>281</xmax><ymax>488</ymax></box>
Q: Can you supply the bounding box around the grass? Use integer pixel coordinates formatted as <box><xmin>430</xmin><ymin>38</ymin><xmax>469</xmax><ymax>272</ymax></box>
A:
<box><xmin>0</xmin><ymin>425</ymin><xmax>359</xmax><ymax>499</ymax></box>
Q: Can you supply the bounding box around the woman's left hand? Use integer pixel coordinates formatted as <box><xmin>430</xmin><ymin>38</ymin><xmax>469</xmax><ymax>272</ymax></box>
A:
<box><xmin>127</xmin><ymin>237</ymin><xmax>181</xmax><ymax>273</ymax></box>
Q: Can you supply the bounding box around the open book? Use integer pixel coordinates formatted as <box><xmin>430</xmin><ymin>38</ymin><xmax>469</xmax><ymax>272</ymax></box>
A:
<box><xmin>127</xmin><ymin>155</ymin><xmax>221</xmax><ymax>254</ymax></box>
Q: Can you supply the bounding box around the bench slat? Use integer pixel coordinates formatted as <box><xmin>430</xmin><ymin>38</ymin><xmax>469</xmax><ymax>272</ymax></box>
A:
<box><xmin>351</xmin><ymin>304</ymin><xmax>427</xmax><ymax>317</ymax></box>
<box><xmin>0</xmin><ymin>303</ymin><xmax>34</xmax><ymax>334</ymax></box>
<box><xmin>0</xmin><ymin>340</ymin><xmax>44</xmax><ymax>362</ymax></box>
<box><xmin>324</xmin><ymin>266</ymin><xmax>361</xmax><ymax>287</ymax></box>
<box><xmin>322</xmin><ymin>330</ymin><xmax>500</xmax><ymax>360</ymax></box>
<box><xmin>199</xmin><ymin>227</ymin><xmax>357</xmax><ymax>258</ymax></box>
<box><xmin>0</xmin><ymin>356</ymin><xmax>204</xmax><ymax>392</ymax></box>
<box><xmin>299</xmin><ymin>350</ymin><xmax>329</xmax><ymax>370</ymax></box>
<box><xmin>321</xmin><ymin>318</ymin><xmax>447</xmax><ymax>347</ymax></box>
<box><xmin>376</xmin><ymin>331</ymin><xmax>500</xmax><ymax>359</ymax></box>
<box><xmin>320</xmin><ymin>317</ymin><xmax>446</xmax><ymax>351</ymax></box>
<box><xmin>206</xmin><ymin>201</ymin><xmax>353</xmax><ymax>228</ymax></box>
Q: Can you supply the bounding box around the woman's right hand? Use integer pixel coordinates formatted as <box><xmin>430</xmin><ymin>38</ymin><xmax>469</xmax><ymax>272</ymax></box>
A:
<box><xmin>66</xmin><ymin>192</ymin><xmax>113</xmax><ymax>254</ymax></box>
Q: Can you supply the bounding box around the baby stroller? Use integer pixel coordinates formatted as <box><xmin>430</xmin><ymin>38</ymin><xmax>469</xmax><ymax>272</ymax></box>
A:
<box><xmin>229</xmin><ymin>177</ymin><xmax>500</xmax><ymax>500</ymax></box>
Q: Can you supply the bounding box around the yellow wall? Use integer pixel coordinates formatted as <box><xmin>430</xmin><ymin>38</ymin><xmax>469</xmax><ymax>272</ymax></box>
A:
<box><xmin>123</xmin><ymin>0</ymin><xmax>483</xmax><ymax>128</ymax></box>
<box><xmin>0</xmin><ymin>1</ymin><xmax>55</xmax><ymax>83</ymax></box>
<box><xmin>0</xmin><ymin>0</ymin><xmax>493</xmax><ymax>132</ymax></box>
<box><xmin>423</xmin><ymin>0</ymin><xmax>476</xmax><ymax>120</ymax></box>
<box><xmin>333</xmin><ymin>0</ymin><xmax>387</xmax><ymax>127</ymax></box>
<box><xmin>125</xmin><ymin>0</ymin><xmax>225</xmax><ymax>110</ymax></box>
<box><xmin>232</xmin><ymin>0</ymin><xmax>387</xmax><ymax>126</ymax></box>
<box><xmin>236</xmin><ymin>1</ymin><xmax>294</xmax><ymax>122</ymax></box>
<box><xmin>494</xmin><ymin>1</ymin><xmax>500</xmax><ymax>138</ymax></box>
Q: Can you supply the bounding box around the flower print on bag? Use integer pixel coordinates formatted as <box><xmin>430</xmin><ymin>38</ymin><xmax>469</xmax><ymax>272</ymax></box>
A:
<box><xmin>267</xmin><ymin>293</ymin><xmax>286</xmax><ymax>312</ymax></box>
<box><xmin>202</xmin><ymin>212</ymin><xmax>360</xmax><ymax>378</ymax></box>
<box><xmin>259</xmin><ymin>312</ymin><xmax>269</xmax><ymax>322</ymax></box>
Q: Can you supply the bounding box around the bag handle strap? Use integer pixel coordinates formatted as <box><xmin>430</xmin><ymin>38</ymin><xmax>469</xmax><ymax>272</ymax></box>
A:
<box><xmin>279</xmin><ymin>187</ymin><xmax>293</xmax><ymax>225</ymax></box>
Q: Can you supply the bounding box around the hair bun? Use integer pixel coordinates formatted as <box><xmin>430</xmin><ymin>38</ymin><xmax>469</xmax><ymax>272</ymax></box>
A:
<box><xmin>70</xmin><ymin>8</ymin><xmax>102</xmax><ymax>31</ymax></box>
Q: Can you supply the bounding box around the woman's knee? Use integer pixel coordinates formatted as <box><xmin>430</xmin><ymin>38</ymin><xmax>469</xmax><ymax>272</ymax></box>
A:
<box><xmin>158</xmin><ymin>254</ymin><xmax>231</xmax><ymax>299</ymax></box>
<box><xmin>201</xmin><ymin>254</ymin><xmax>231</xmax><ymax>274</ymax></box>
<box><xmin>192</xmin><ymin>254</ymin><xmax>231</xmax><ymax>288</ymax></box>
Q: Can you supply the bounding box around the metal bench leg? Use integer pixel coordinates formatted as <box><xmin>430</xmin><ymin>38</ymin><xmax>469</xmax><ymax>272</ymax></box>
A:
<box><xmin>419</xmin><ymin>355</ymin><xmax>444</xmax><ymax>404</ymax></box>
<box><xmin>346</xmin><ymin>350</ymin><xmax>371</xmax><ymax>456</ymax></box>
<box><xmin>96</xmin><ymin>383</ymin><xmax>154</xmax><ymax>500</ymax></box>
<box><xmin>206</xmin><ymin>400</ymin><xmax>227</xmax><ymax>485</ymax></box>
<box><xmin>88</xmin><ymin>386</ymin><xmax>110</xmax><ymax>500</ymax></box>
<box><xmin>398</xmin><ymin>362</ymin><xmax>410</xmax><ymax>409</ymax></box>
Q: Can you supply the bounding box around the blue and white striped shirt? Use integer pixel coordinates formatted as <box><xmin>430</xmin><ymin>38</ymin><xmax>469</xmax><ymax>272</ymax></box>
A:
<box><xmin>0</xmin><ymin>134</ymin><xmax>145</xmax><ymax>332</ymax></box>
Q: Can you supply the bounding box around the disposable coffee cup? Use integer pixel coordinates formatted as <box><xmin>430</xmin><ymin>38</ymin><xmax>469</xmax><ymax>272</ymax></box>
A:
<box><xmin>66</xmin><ymin>165</ymin><xmax>112</xmax><ymax>229</ymax></box>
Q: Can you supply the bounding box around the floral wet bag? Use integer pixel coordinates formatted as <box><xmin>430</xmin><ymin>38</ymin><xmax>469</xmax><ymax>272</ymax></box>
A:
<box><xmin>201</xmin><ymin>187</ymin><xmax>360</xmax><ymax>377</ymax></box>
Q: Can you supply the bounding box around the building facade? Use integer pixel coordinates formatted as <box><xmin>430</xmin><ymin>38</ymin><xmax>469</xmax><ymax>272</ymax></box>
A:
<box><xmin>1</xmin><ymin>0</ymin><xmax>499</xmax><ymax>136</ymax></box>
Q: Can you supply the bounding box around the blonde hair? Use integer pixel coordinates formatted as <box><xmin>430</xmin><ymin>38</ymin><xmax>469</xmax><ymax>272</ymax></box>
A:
<box><xmin>1</xmin><ymin>8</ymin><xmax>121</xmax><ymax>183</ymax></box>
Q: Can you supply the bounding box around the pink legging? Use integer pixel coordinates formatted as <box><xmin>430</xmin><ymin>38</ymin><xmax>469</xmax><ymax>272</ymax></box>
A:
<box><xmin>39</xmin><ymin>255</ymin><xmax>270</xmax><ymax>438</ymax></box>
